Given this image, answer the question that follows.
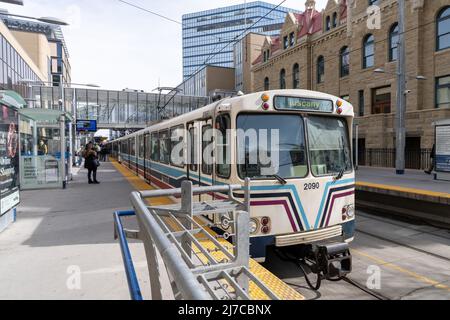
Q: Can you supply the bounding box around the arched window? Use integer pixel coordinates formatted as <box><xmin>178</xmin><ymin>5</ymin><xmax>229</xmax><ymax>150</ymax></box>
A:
<box><xmin>317</xmin><ymin>56</ymin><xmax>324</xmax><ymax>84</ymax></box>
<box><xmin>292</xmin><ymin>63</ymin><xmax>300</xmax><ymax>88</ymax></box>
<box><xmin>325</xmin><ymin>16</ymin><xmax>331</xmax><ymax>31</ymax></box>
<box><xmin>279</xmin><ymin>69</ymin><xmax>286</xmax><ymax>89</ymax></box>
<box><xmin>389</xmin><ymin>23</ymin><xmax>399</xmax><ymax>61</ymax></box>
<box><xmin>264</xmin><ymin>77</ymin><xmax>270</xmax><ymax>91</ymax></box>
<box><xmin>340</xmin><ymin>46</ymin><xmax>350</xmax><ymax>77</ymax></box>
<box><xmin>437</xmin><ymin>6</ymin><xmax>450</xmax><ymax>51</ymax></box>
<box><xmin>332</xmin><ymin>12</ymin><xmax>338</xmax><ymax>28</ymax></box>
<box><xmin>363</xmin><ymin>34</ymin><xmax>375</xmax><ymax>68</ymax></box>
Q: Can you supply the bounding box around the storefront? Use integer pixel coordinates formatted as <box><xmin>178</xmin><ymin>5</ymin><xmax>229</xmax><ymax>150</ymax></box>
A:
<box><xmin>0</xmin><ymin>91</ymin><xmax>25</xmax><ymax>233</ymax></box>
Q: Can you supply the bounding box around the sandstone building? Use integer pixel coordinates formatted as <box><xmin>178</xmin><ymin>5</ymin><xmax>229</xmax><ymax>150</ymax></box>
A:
<box><xmin>251</xmin><ymin>0</ymin><xmax>450</xmax><ymax>168</ymax></box>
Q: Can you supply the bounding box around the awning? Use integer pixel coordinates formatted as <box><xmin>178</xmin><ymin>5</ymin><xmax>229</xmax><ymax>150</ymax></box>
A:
<box><xmin>0</xmin><ymin>90</ymin><xmax>26</xmax><ymax>109</ymax></box>
<box><xmin>18</xmin><ymin>108</ymin><xmax>74</xmax><ymax>122</ymax></box>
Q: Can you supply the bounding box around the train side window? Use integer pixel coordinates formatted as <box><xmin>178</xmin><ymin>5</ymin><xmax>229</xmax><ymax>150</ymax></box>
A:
<box><xmin>170</xmin><ymin>125</ymin><xmax>184</xmax><ymax>167</ymax></box>
<box><xmin>138</xmin><ymin>135</ymin><xmax>144</xmax><ymax>158</ymax></box>
<box><xmin>159</xmin><ymin>130</ymin><xmax>170</xmax><ymax>164</ymax></box>
<box><xmin>215</xmin><ymin>114</ymin><xmax>231</xmax><ymax>178</ymax></box>
<box><xmin>151</xmin><ymin>132</ymin><xmax>159</xmax><ymax>162</ymax></box>
<box><xmin>130</xmin><ymin>138</ymin><xmax>136</xmax><ymax>156</ymax></box>
<box><xmin>202</xmin><ymin>124</ymin><xmax>213</xmax><ymax>175</ymax></box>
<box><xmin>145</xmin><ymin>134</ymin><xmax>151</xmax><ymax>160</ymax></box>
<box><xmin>189</xmin><ymin>127</ymin><xmax>198</xmax><ymax>172</ymax></box>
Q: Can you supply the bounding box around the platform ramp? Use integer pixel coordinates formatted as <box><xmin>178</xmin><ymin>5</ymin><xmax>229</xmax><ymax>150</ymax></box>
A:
<box><xmin>114</xmin><ymin>179</ymin><xmax>302</xmax><ymax>300</ymax></box>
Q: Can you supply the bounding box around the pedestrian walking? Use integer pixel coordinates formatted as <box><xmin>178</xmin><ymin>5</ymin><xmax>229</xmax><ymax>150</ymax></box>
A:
<box><xmin>83</xmin><ymin>142</ymin><xmax>100</xmax><ymax>184</ymax></box>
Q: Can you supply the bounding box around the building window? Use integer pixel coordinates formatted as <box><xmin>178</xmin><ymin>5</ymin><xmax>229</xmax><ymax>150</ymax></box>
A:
<box><xmin>389</xmin><ymin>23</ymin><xmax>399</xmax><ymax>61</ymax></box>
<box><xmin>317</xmin><ymin>56</ymin><xmax>324</xmax><ymax>84</ymax></box>
<box><xmin>436</xmin><ymin>75</ymin><xmax>450</xmax><ymax>108</ymax></box>
<box><xmin>292</xmin><ymin>63</ymin><xmax>300</xmax><ymax>89</ymax></box>
<box><xmin>283</xmin><ymin>36</ymin><xmax>289</xmax><ymax>49</ymax></box>
<box><xmin>263</xmin><ymin>49</ymin><xmax>270</xmax><ymax>62</ymax></box>
<box><xmin>363</xmin><ymin>34</ymin><xmax>375</xmax><ymax>69</ymax></box>
<box><xmin>289</xmin><ymin>32</ymin><xmax>295</xmax><ymax>47</ymax></box>
<box><xmin>358</xmin><ymin>90</ymin><xmax>364</xmax><ymax>116</ymax></box>
<box><xmin>264</xmin><ymin>77</ymin><xmax>270</xmax><ymax>90</ymax></box>
<box><xmin>340</xmin><ymin>46</ymin><xmax>350</xmax><ymax>77</ymax></box>
<box><xmin>332</xmin><ymin>12</ymin><xmax>338</xmax><ymax>28</ymax></box>
<box><xmin>279</xmin><ymin>69</ymin><xmax>286</xmax><ymax>89</ymax></box>
<box><xmin>437</xmin><ymin>7</ymin><xmax>450</xmax><ymax>51</ymax></box>
<box><xmin>372</xmin><ymin>86</ymin><xmax>391</xmax><ymax>114</ymax></box>
<box><xmin>325</xmin><ymin>16</ymin><xmax>331</xmax><ymax>31</ymax></box>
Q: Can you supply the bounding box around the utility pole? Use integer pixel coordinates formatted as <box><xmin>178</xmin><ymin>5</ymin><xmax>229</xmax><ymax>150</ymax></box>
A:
<box><xmin>395</xmin><ymin>0</ymin><xmax>406</xmax><ymax>175</ymax></box>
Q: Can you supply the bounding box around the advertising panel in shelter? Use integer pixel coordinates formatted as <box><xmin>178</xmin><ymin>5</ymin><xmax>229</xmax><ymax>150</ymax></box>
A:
<box><xmin>0</xmin><ymin>104</ymin><xmax>20</xmax><ymax>215</ymax></box>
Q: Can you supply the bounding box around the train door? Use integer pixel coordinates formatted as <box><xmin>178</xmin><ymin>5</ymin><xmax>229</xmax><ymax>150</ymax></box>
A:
<box><xmin>128</xmin><ymin>138</ymin><xmax>132</xmax><ymax>169</ymax></box>
<box><xmin>138</xmin><ymin>134</ymin><xmax>144</xmax><ymax>177</ymax></box>
<box><xmin>186</xmin><ymin>122</ymin><xmax>200</xmax><ymax>187</ymax></box>
<box><xmin>144</xmin><ymin>132</ymin><xmax>150</xmax><ymax>183</ymax></box>
<box><xmin>200</xmin><ymin>118</ymin><xmax>214</xmax><ymax>202</ymax></box>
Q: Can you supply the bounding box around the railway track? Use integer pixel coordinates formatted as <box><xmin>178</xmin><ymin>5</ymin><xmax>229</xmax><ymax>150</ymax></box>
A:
<box><xmin>341</xmin><ymin>276</ymin><xmax>389</xmax><ymax>300</ymax></box>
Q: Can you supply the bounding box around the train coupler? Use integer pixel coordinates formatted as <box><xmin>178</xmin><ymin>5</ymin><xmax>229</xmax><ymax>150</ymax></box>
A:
<box><xmin>312</xmin><ymin>242</ymin><xmax>352</xmax><ymax>279</ymax></box>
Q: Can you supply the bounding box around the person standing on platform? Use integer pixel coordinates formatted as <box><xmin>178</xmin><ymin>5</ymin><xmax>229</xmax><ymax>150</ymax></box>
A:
<box><xmin>424</xmin><ymin>143</ymin><xmax>436</xmax><ymax>175</ymax></box>
<box><xmin>83</xmin><ymin>142</ymin><xmax>100</xmax><ymax>184</ymax></box>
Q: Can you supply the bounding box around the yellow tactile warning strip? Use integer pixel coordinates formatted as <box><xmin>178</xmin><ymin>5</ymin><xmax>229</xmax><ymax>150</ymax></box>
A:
<box><xmin>111</xmin><ymin>160</ymin><xmax>304</xmax><ymax>300</ymax></box>
<box><xmin>356</xmin><ymin>181</ymin><xmax>450</xmax><ymax>199</ymax></box>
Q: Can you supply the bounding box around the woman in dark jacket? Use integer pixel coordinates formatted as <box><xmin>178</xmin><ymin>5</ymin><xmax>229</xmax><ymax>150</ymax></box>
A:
<box><xmin>83</xmin><ymin>142</ymin><xmax>100</xmax><ymax>184</ymax></box>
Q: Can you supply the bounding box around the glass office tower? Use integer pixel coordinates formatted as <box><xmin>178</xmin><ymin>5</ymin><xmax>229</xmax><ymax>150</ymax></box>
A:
<box><xmin>182</xmin><ymin>1</ymin><xmax>300</xmax><ymax>80</ymax></box>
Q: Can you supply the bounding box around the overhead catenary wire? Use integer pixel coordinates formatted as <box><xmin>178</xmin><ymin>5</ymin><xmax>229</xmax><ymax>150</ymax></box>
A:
<box><xmin>160</xmin><ymin>0</ymin><xmax>289</xmax><ymax>111</ymax></box>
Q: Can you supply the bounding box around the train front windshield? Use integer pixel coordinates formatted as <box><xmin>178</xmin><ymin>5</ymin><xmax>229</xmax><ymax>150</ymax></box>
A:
<box><xmin>236</xmin><ymin>113</ymin><xmax>352</xmax><ymax>180</ymax></box>
<box><xmin>307</xmin><ymin>116</ymin><xmax>352</xmax><ymax>176</ymax></box>
<box><xmin>237</xmin><ymin>114</ymin><xmax>307</xmax><ymax>179</ymax></box>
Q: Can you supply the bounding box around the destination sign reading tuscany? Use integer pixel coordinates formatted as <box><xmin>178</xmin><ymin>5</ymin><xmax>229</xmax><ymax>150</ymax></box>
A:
<box><xmin>274</xmin><ymin>96</ymin><xmax>334</xmax><ymax>112</ymax></box>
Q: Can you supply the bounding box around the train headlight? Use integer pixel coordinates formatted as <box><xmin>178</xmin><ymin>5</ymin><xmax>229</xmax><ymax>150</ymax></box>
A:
<box><xmin>346</xmin><ymin>205</ymin><xmax>355</xmax><ymax>218</ymax></box>
<box><xmin>249</xmin><ymin>219</ymin><xmax>259</xmax><ymax>234</ymax></box>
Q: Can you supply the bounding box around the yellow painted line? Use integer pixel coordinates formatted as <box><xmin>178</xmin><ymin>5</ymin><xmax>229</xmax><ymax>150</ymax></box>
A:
<box><xmin>352</xmin><ymin>248</ymin><xmax>450</xmax><ymax>292</ymax></box>
<box><xmin>356</xmin><ymin>181</ymin><xmax>450</xmax><ymax>199</ymax></box>
<box><xmin>110</xmin><ymin>160</ymin><xmax>303</xmax><ymax>300</ymax></box>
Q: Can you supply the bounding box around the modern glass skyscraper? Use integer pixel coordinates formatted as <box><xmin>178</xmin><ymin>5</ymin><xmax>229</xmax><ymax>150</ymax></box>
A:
<box><xmin>182</xmin><ymin>1</ymin><xmax>300</xmax><ymax>80</ymax></box>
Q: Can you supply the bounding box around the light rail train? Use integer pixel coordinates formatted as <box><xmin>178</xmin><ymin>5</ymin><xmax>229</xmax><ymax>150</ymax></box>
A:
<box><xmin>107</xmin><ymin>89</ymin><xmax>355</xmax><ymax>277</ymax></box>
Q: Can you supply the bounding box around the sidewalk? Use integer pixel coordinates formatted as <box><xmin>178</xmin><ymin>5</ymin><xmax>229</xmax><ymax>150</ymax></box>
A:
<box><xmin>0</xmin><ymin>162</ymin><xmax>150</xmax><ymax>299</ymax></box>
<box><xmin>356</xmin><ymin>166</ymin><xmax>450</xmax><ymax>195</ymax></box>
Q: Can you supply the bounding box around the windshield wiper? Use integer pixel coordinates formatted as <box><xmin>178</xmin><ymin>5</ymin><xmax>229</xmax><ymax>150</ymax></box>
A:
<box><xmin>267</xmin><ymin>174</ymin><xmax>287</xmax><ymax>185</ymax></box>
<box><xmin>333</xmin><ymin>168</ymin><xmax>345</xmax><ymax>182</ymax></box>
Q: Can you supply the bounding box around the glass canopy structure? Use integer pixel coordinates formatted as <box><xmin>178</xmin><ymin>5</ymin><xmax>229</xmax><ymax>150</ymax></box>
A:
<box><xmin>30</xmin><ymin>86</ymin><xmax>210</xmax><ymax>129</ymax></box>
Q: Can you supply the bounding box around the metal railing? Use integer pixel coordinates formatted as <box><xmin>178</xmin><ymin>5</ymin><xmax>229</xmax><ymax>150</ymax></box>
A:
<box><xmin>354</xmin><ymin>148</ymin><xmax>432</xmax><ymax>170</ymax></box>
<box><xmin>114</xmin><ymin>179</ymin><xmax>280</xmax><ymax>300</ymax></box>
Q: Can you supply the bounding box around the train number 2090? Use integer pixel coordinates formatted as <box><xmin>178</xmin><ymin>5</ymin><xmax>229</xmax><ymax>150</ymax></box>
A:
<box><xmin>304</xmin><ymin>182</ymin><xmax>320</xmax><ymax>190</ymax></box>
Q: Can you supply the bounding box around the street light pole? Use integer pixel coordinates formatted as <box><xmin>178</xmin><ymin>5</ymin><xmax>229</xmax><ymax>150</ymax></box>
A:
<box><xmin>395</xmin><ymin>0</ymin><xmax>407</xmax><ymax>175</ymax></box>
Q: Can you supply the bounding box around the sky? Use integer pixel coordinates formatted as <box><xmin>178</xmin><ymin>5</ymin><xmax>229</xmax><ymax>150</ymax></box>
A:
<box><xmin>1</xmin><ymin>0</ymin><xmax>329</xmax><ymax>92</ymax></box>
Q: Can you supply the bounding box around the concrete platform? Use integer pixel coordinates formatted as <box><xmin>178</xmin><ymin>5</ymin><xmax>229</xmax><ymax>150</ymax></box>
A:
<box><xmin>356</xmin><ymin>166</ymin><xmax>450</xmax><ymax>199</ymax></box>
<box><xmin>0</xmin><ymin>162</ymin><xmax>153</xmax><ymax>299</ymax></box>
<box><xmin>355</xmin><ymin>166</ymin><xmax>450</xmax><ymax>227</ymax></box>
